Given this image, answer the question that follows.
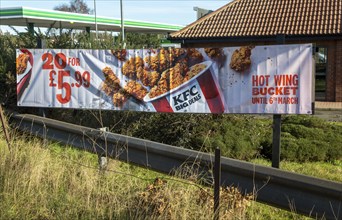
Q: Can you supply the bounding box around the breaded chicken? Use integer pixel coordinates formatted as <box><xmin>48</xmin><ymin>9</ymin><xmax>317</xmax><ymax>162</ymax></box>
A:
<box><xmin>101</xmin><ymin>67</ymin><xmax>122</xmax><ymax>98</ymax></box>
<box><xmin>148</xmin><ymin>63</ymin><xmax>185</xmax><ymax>98</ymax></box>
<box><xmin>111</xmin><ymin>49</ymin><xmax>127</xmax><ymax>61</ymax></box>
<box><xmin>112</xmin><ymin>90</ymin><xmax>130</xmax><ymax>107</ymax></box>
<box><xmin>137</xmin><ymin>69</ymin><xmax>160</xmax><ymax>87</ymax></box>
<box><xmin>173</xmin><ymin>59</ymin><xmax>189</xmax><ymax>76</ymax></box>
<box><xmin>170</xmin><ymin>48</ymin><xmax>186</xmax><ymax>59</ymax></box>
<box><xmin>102</xmin><ymin>66</ymin><xmax>120</xmax><ymax>85</ymax></box>
<box><xmin>204</xmin><ymin>48</ymin><xmax>226</xmax><ymax>68</ymax></box>
<box><xmin>16</xmin><ymin>53</ymin><xmax>30</xmax><ymax>75</ymax></box>
<box><xmin>169</xmin><ymin>63</ymin><xmax>185</xmax><ymax>90</ymax></box>
<box><xmin>101</xmin><ymin>81</ymin><xmax>121</xmax><ymax>96</ymax></box>
<box><xmin>124</xmin><ymin>80</ymin><xmax>147</xmax><ymax>101</ymax></box>
<box><xmin>186</xmin><ymin>48</ymin><xmax>203</xmax><ymax>66</ymax></box>
<box><xmin>229</xmin><ymin>46</ymin><xmax>253</xmax><ymax>72</ymax></box>
<box><xmin>204</xmin><ymin>48</ymin><xmax>223</xmax><ymax>59</ymax></box>
<box><xmin>122</xmin><ymin>56</ymin><xmax>144</xmax><ymax>78</ymax></box>
<box><xmin>144</xmin><ymin>48</ymin><xmax>172</xmax><ymax>73</ymax></box>
<box><xmin>183</xmin><ymin>63</ymin><xmax>207</xmax><ymax>82</ymax></box>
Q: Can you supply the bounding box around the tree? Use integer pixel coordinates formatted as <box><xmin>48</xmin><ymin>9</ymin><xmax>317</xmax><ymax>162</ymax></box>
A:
<box><xmin>117</xmin><ymin>32</ymin><xmax>161</xmax><ymax>49</ymax></box>
<box><xmin>54</xmin><ymin>0</ymin><xmax>92</xmax><ymax>14</ymax></box>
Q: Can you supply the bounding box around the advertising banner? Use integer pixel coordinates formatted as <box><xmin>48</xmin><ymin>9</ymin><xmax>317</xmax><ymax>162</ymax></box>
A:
<box><xmin>16</xmin><ymin>44</ymin><xmax>312</xmax><ymax>114</ymax></box>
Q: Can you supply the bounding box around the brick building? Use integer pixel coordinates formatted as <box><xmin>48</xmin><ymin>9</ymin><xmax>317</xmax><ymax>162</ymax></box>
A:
<box><xmin>169</xmin><ymin>0</ymin><xmax>342</xmax><ymax>102</ymax></box>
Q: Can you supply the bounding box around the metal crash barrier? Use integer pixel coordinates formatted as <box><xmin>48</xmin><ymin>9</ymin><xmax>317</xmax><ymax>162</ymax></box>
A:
<box><xmin>11</xmin><ymin>114</ymin><xmax>342</xmax><ymax>220</ymax></box>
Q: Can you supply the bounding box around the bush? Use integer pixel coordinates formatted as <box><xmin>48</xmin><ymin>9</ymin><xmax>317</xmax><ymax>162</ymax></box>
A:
<box><xmin>83</xmin><ymin>113</ymin><xmax>273</xmax><ymax>161</ymax></box>
<box><xmin>267</xmin><ymin>115</ymin><xmax>342</xmax><ymax>162</ymax></box>
<box><xmin>47</xmin><ymin>110</ymin><xmax>342</xmax><ymax>163</ymax></box>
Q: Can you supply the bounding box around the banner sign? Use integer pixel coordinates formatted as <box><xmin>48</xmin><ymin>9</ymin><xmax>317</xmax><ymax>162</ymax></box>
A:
<box><xmin>16</xmin><ymin>44</ymin><xmax>312</xmax><ymax>114</ymax></box>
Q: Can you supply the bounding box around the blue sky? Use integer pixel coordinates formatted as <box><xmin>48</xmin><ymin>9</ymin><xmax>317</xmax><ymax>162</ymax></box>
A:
<box><xmin>1</xmin><ymin>0</ymin><xmax>230</xmax><ymax>27</ymax></box>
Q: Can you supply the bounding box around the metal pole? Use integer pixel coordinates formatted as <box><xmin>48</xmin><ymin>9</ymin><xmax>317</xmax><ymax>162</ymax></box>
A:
<box><xmin>94</xmin><ymin>0</ymin><xmax>98</xmax><ymax>39</ymax></box>
<box><xmin>28</xmin><ymin>23</ymin><xmax>34</xmax><ymax>35</ymax></box>
<box><xmin>214</xmin><ymin>148</ymin><xmax>221</xmax><ymax>220</ymax></box>
<box><xmin>272</xmin><ymin>35</ymin><xmax>285</xmax><ymax>169</ymax></box>
<box><xmin>272</xmin><ymin>114</ymin><xmax>281</xmax><ymax>168</ymax></box>
<box><xmin>120</xmin><ymin>0</ymin><xmax>125</xmax><ymax>48</ymax></box>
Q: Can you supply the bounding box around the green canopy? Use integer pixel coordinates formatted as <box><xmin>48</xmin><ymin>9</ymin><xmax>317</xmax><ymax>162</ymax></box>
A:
<box><xmin>0</xmin><ymin>7</ymin><xmax>184</xmax><ymax>33</ymax></box>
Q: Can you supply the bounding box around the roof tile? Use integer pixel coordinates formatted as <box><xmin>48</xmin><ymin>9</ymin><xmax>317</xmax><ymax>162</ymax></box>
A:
<box><xmin>170</xmin><ymin>0</ymin><xmax>342</xmax><ymax>39</ymax></box>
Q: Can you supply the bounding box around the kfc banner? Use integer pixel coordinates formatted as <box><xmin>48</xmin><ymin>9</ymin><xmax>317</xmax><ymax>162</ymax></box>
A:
<box><xmin>16</xmin><ymin>44</ymin><xmax>312</xmax><ymax>114</ymax></box>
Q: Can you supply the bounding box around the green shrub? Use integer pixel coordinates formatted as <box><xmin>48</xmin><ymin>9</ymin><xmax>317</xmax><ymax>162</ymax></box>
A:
<box><xmin>282</xmin><ymin>114</ymin><xmax>327</xmax><ymax>129</ymax></box>
<box><xmin>112</xmin><ymin>113</ymin><xmax>272</xmax><ymax>161</ymax></box>
<box><xmin>48</xmin><ymin>110</ymin><xmax>341</xmax><ymax>163</ymax></box>
<box><xmin>268</xmin><ymin>115</ymin><xmax>342</xmax><ymax>162</ymax></box>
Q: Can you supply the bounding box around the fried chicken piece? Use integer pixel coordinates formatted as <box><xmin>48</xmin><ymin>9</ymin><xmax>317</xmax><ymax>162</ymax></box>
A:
<box><xmin>187</xmin><ymin>48</ymin><xmax>202</xmax><ymax>58</ymax></box>
<box><xmin>149</xmin><ymin>83</ymin><xmax>168</xmax><ymax>99</ymax></box>
<box><xmin>230</xmin><ymin>46</ymin><xmax>253</xmax><ymax>72</ymax></box>
<box><xmin>137</xmin><ymin>69</ymin><xmax>160</xmax><ymax>87</ymax></box>
<box><xmin>148</xmin><ymin>63</ymin><xmax>185</xmax><ymax>98</ymax></box>
<box><xmin>101</xmin><ymin>81</ymin><xmax>120</xmax><ymax>96</ymax></box>
<box><xmin>122</xmin><ymin>56</ymin><xmax>144</xmax><ymax>78</ymax></box>
<box><xmin>144</xmin><ymin>48</ymin><xmax>172</xmax><ymax>72</ymax></box>
<box><xmin>205</xmin><ymin>48</ymin><xmax>226</xmax><ymax>68</ymax></box>
<box><xmin>101</xmin><ymin>67</ymin><xmax>121</xmax><ymax>97</ymax></box>
<box><xmin>173</xmin><ymin>58</ymin><xmax>189</xmax><ymax>76</ymax></box>
<box><xmin>205</xmin><ymin>48</ymin><xmax>223</xmax><ymax>59</ymax></box>
<box><xmin>16</xmin><ymin>53</ymin><xmax>30</xmax><ymax>75</ymax></box>
<box><xmin>111</xmin><ymin>49</ymin><xmax>127</xmax><ymax>61</ymax></box>
<box><xmin>170</xmin><ymin>48</ymin><xmax>186</xmax><ymax>59</ymax></box>
<box><xmin>169</xmin><ymin>63</ymin><xmax>185</xmax><ymax>90</ymax></box>
<box><xmin>186</xmin><ymin>48</ymin><xmax>203</xmax><ymax>66</ymax></box>
<box><xmin>124</xmin><ymin>80</ymin><xmax>147</xmax><ymax>101</ymax></box>
<box><xmin>102</xmin><ymin>67</ymin><xmax>120</xmax><ymax>85</ymax></box>
<box><xmin>112</xmin><ymin>90</ymin><xmax>130</xmax><ymax>107</ymax></box>
<box><xmin>149</xmin><ymin>73</ymin><xmax>169</xmax><ymax>98</ymax></box>
<box><xmin>183</xmin><ymin>63</ymin><xmax>207</xmax><ymax>82</ymax></box>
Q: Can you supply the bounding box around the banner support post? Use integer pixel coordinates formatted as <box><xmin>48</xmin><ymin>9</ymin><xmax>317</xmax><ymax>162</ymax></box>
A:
<box><xmin>271</xmin><ymin>34</ymin><xmax>285</xmax><ymax>169</ymax></box>
<box><xmin>272</xmin><ymin>114</ymin><xmax>281</xmax><ymax>168</ymax></box>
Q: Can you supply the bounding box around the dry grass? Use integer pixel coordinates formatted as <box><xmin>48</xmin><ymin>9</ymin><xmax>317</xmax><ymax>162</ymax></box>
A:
<box><xmin>2</xmin><ymin>115</ymin><xmax>336</xmax><ymax>220</ymax></box>
<box><xmin>0</xmin><ymin>132</ymin><xmax>253</xmax><ymax>220</ymax></box>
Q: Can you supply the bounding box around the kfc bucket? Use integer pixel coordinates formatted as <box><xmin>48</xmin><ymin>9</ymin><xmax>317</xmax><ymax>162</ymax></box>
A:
<box><xmin>143</xmin><ymin>61</ymin><xmax>225</xmax><ymax>113</ymax></box>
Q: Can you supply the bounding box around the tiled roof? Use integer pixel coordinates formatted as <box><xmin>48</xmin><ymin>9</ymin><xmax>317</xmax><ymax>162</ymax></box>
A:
<box><xmin>170</xmin><ymin>0</ymin><xmax>342</xmax><ymax>40</ymax></box>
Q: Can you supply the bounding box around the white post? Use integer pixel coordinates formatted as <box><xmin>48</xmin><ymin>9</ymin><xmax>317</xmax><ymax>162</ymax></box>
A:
<box><xmin>94</xmin><ymin>0</ymin><xmax>98</xmax><ymax>39</ymax></box>
<box><xmin>98</xmin><ymin>127</ymin><xmax>109</xmax><ymax>170</ymax></box>
<box><xmin>120</xmin><ymin>0</ymin><xmax>125</xmax><ymax>48</ymax></box>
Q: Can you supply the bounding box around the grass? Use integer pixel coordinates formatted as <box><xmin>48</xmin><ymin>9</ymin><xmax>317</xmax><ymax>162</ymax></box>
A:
<box><xmin>247</xmin><ymin>155</ymin><xmax>341</xmax><ymax>220</ymax></box>
<box><xmin>1</xmin><ymin>125</ymin><xmax>340</xmax><ymax>219</ymax></box>
<box><xmin>329</xmin><ymin>121</ymin><xmax>342</xmax><ymax>127</ymax></box>
<box><xmin>251</xmin><ymin>158</ymin><xmax>342</xmax><ymax>183</ymax></box>
<box><xmin>0</xmin><ymin>133</ymin><xmax>254</xmax><ymax>220</ymax></box>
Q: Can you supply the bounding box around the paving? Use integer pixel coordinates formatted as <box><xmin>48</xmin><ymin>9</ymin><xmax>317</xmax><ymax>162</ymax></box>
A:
<box><xmin>314</xmin><ymin>102</ymin><xmax>342</xmax><ymax>122</ymax></box>
<box><xmin>315</xmin><ymin>101</ymin><xmax>342</xmax><ymax>110</ymax></box>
